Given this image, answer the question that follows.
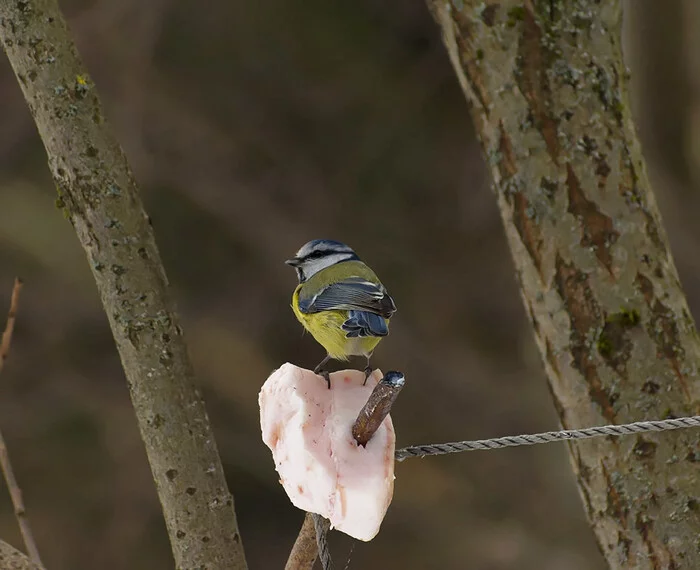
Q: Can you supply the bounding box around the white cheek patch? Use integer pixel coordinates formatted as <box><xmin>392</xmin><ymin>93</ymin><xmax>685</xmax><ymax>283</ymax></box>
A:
<box><xmin>303</xmin><ymin>253</ymin><xmax>354</xmax><ymax>279</ymax></box>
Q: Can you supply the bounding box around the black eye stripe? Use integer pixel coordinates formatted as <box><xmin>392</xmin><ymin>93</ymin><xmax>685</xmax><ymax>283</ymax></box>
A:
<box><xmin>299</xmin><ymin>249</ymin><xmax>349</xmax><ymax>261</ymax></box>
<box><xmin>298</xmin><ymin>251</ymin><xmax>327</xmax><ymax>261</ymax></box>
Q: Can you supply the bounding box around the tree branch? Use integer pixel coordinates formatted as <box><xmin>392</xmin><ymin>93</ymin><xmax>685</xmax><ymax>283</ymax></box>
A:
<box><xmin>428</xmin><ymin>0</ymin><xmax>700</xmax><ymax>566</ymax></box>
<box><xmin>0</xmin><ymin>2</ymin><xmax>248</xmax><ymax>568</ymax></box>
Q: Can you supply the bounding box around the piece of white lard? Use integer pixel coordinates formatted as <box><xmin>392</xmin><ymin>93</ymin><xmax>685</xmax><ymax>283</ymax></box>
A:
<box><xmin>259</xmin><ymin>363</ymin><xmax>395</xmax><ymax>541</ymax></box>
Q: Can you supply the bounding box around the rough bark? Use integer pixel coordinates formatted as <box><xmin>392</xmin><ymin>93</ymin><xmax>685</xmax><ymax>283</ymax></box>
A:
<box><xmin>0</xmin><ymin>540</ymin><xmax>40</xmax><ymax>570</ymax></box>
<box><xmin>427</xmin><ymin>0</ymin><xmax>700</xmax><ymax>567</ymax></box>
<box><xmin>285</xmin><ymin>513</ymin><xmax>318</xmax><ymax>570</ymax></box>
<box><xmin>0</xmin><ymin>1</ymin><xmax>247</xmax><ymax>569</ymax></box>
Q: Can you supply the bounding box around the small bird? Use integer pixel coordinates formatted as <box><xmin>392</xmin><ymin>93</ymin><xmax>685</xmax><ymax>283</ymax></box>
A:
<box><xmin>286</xmin><ymin>239</ymin><xmax>396</xmax><ymax>387</ymax></box>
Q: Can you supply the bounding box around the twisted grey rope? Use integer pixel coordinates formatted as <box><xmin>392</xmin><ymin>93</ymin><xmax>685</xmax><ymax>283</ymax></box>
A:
<box><xmin>395</xmin><ymin>415</ymin><xmax>700</xmax><ymax>461</ymax></box>
<box><xmin>312</xmin><ymin>513</ymin><xmax>333</xmax><ymax>570</ymax></box>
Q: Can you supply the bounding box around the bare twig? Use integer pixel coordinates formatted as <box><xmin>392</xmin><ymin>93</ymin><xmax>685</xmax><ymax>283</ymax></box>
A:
<box><xmin>0</xmin><ymin>279</ymin><xmax>44</xmax><ymax>567</ymax></box>
<box><xmin>0</xmin><ymin>538</ymin><xmax>41</xmax><ymax>570</ymax></box>
<box><xmin>0</xmin><ymin>433</ymin><xmax>43</xmax><ymax>568</ymax></box>
<box><xmin>352</xmin><ymin>371</ymin><xmax>405</xmax><ymax>447</ymax></box>
<box><xmin>0</xmin><ymin>278</ymin><xmax>22</xmax><ymax>376</ymax></box>
<box><xmin>286</xmin><ymin>371</ymin><xmax>405</xmax><ymax>570</ymax></box>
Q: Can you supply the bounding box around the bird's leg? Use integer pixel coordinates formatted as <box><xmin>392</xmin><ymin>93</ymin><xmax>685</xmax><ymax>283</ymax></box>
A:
<box><xmin>314</xmin><ymin>354</ymin><xmax>332</xmax><ymax>389</ymax></box>
<box><xmin>363</xmin><ymin>354</ymin><xmax>373</xmax><ymax>386</ymax></box>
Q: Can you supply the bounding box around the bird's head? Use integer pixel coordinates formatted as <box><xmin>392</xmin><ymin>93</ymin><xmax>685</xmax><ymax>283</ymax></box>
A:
<box><xmin>285</xmin><ymin>239</ymin><xmax>359</xmax><ymax>283</ymax></box>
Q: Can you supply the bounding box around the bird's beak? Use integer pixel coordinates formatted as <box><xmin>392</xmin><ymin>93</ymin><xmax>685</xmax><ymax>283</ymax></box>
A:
<box><xmin>285</xmin><ymin>258</ymin><xmax>299</xmax><ymax>267</ymax></box>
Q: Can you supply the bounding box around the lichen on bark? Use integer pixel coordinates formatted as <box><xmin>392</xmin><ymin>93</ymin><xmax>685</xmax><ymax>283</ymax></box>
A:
<box><xmin>428</xmin><ymin>0</ymin><xmax>700</xmax><ymax>567</ymax></box>
<box><xmin>0</xmin><ymin>539</ymin><xmax>40</xmax><ymax>570</ymax></box>
<box><xmin>0</xmin><ymin>1</ymin><xmax>248</xmax><ymax>568</ymax></box>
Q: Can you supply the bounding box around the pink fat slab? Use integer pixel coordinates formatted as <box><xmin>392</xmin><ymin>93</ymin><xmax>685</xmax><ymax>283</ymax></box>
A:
<box><xmin>259</xmin><ymin>363</ymin><xmax>396</xmax><ymax>541</ymax></box>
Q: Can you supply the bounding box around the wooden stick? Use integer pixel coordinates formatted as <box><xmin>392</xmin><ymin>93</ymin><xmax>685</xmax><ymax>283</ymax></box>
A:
<box><xmin>352</xmin><ymin>371</ymin><xmax>405</xmax><ymax>447</ymax></box>
<box><xmin>285</xmin><ymin>513</ymin><xmax>318</xmax><ymax>570</ymax></box>
<box><xmin>0</xmin><ymin>279</ymin><xmax>44</xmax><ymax>568</ymax></box>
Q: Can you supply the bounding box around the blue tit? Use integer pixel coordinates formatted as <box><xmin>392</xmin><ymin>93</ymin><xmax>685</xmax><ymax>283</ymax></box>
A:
<box><xmin>286</xmin><ymin>239</ymin><xmax>396</xmax><ymax>387</ymax></box>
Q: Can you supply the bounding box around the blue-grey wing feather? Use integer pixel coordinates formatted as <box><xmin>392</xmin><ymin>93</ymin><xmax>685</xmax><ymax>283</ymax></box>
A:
<box><xmin>298</xmin><ymin>277</ymin><xmax>396</xmax><ymax>318</ymax></box>
<box><xmin>342</xmin><ymin>310</ymin><xmax>388</xmax><ymax>338</ymax></box>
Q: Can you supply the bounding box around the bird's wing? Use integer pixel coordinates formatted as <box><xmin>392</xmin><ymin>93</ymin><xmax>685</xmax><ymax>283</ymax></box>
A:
<box><xmin>342</xmin><ymin>310</ymin><xmax>388</xmax><ymax>337</ymax></box>
<box><xmin>298</xmin><ymin>277</ymin><xmax>396</xmax><ymax>318</ymax></box>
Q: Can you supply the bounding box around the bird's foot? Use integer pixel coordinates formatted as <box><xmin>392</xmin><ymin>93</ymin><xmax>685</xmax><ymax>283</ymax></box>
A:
<box><xmin>363</xmin><ymin>366</ymin><xmax>373</xmax><ymax>386</ymax></box>
<box><xmin>314</xmin><ymin>366</ymin><xmax>331</xmax><ymax>389</ymax></box>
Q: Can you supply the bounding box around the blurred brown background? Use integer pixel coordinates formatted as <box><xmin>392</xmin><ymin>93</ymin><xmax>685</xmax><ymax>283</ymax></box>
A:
<box><xmin>0</xmin><ymin>1</ymin><xmax>698</xmax><ymax>568</ymax></box>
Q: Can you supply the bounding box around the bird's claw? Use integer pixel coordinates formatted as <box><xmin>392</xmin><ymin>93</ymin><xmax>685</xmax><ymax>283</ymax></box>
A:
<box><xmin>314</xmin><ymin>367</ymin><xmax>331</xmax><ymax>389</ymax></box>
<box><xmin>363</xmin><ymin>366</ymin><xmax>373</xmax><ymax>385</ymax></box>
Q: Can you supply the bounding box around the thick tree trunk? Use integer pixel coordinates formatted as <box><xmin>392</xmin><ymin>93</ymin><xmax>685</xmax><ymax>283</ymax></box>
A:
<box><xmin>0</xmin><ymin>1</ymin><xmax>248</xmax><ymax>569</ymax></box>
<box><xmin>428</xmin><ymin>0</ymin><xmax>700</xmax><ymax>567</ymax></box>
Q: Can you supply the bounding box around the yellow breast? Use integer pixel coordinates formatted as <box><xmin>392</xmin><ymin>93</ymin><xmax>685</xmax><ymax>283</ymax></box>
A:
<box><xmin>291</xmin><ymin>286</ymin><xmax>383</xmax><ymax>360</ymax></box>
